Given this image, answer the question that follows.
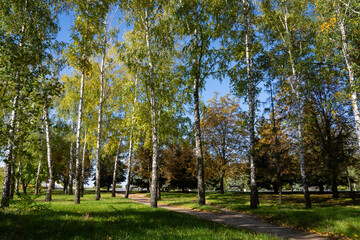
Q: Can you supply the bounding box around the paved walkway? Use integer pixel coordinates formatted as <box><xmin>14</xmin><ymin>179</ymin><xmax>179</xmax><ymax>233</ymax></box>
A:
<box><xmin>127</xmin><ymin>194</ymin><xmax>332</xmax><ymax>240</ymax></box>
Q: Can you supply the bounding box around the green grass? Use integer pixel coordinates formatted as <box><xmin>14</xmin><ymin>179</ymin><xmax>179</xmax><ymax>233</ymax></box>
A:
<box><xmin>0</xmin><ymin>191</ymin><xmax>277</xmax><ymax>240</ymax></box>
<box><xmin>155</xmin><ymin>192</ymin><xmax>360</xmax><ymax>239</ymax></box>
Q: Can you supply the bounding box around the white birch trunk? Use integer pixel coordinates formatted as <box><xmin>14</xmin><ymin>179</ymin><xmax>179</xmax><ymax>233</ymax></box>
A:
<box><xmin>16</xmin><ymin>161</ymin><xmax>21</xmax><ymax>195</ymax></box>
<box><xmin>124</xmin><ymin>135</ymin><xmax>134</xmax><ymax>198</ymax></box>
<box><xmin>74</xmin><ymin>72</ymin><xmax>85</xmax><ymax>204</ymax></box>
<box><xmin>283</xmin><ymin>11</ymin><xmax>311</xmax><ymax>208</ymax></box>
<box><xmin>125</xmin><ymin>78</ymin><xmax>138</xmax><ymax>198</ymax></box>
<box><xmin>1</xmin><ymin>95</ymin><xmax>18</xmax><ymax>206</ymax></box>
<box><xmin>2</xmin><ymin>2</ymin><xmax>28</xmax><ymax>206</ymax></box>
<box><xmin>44</xmin><ymin>105</ymin><xmax>53</xmax><ymax>202</ymax></box>
<box><xmin>144</xmin><ymin>9</ymin><xmax>160</xmax><ymax>208</ymax></box>
<box><xmin>81</xmin><ymin>130</ymin><xmax>87</xmax><ymax>197</ymax></box>
<box><xmin>338</xmin><ymin>13</ymin><xmax>360</xmax><ymax>151</ymax></box>
<box><xmin>111</xmin><ymin>141</ymin><xmax>121</xmax><ymax>197</ymax></box>
<box><xmin>68</xmin><ymin>123</ymin><xmax>74</xmax><ymax>195</ymax></box>
<box><xmin>243</xmin><ymin>0</ymin><xmax>258</xmax><ymax>209</ymax></box>
<box><xmin>35</xmin><ymin>151</ymin><xmax>42</xmax><ymax>194</ymax></box>
<box><xmin>95</xmin><ymin>37</ymin><xmax>106</xmax><ymax>201</ymax></box>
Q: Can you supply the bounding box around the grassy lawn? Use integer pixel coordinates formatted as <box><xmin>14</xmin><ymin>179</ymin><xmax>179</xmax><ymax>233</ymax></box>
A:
<box><xmin>0</xmin><ymin>191</ymin><xmax>277</xmax><ymax>240</ymax></box>
<box><xmin>155</xmin><ymin>192</ymin><xmax>360</xmax><ymax>239</ymax></box>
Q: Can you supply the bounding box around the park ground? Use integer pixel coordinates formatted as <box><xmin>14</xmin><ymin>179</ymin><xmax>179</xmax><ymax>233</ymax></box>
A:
<box><xmin>0</xmin><ymin>190</ymin><xmax>359</xmax><ymax>239</ymax></box>
<box><xmin>152</xmin><ymin>191</ymin><xmax>360</xmax><ymax>240</ymax></box>
<box><xmin>0</xmin><ymin>190</ymin><xmax>277</xmax><ymax>240</ymax></box>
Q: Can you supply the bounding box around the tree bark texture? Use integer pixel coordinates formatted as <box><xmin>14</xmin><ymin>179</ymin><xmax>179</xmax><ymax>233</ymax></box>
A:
<box><xmin>338</xmin><ymin>12</ymin><xmax>360</xmax><ymax>152</ymax></box>
<box><xmin>44</xmin><ymin>106</ymin><xmax>54</xmax><ymax>202</ymax></box>
<box><xmin>1</xmin><ymin>95</ymin><xmax>18</xmax><ymax>207</ymax></box>
<box><xmin>124</xmin><ymin>136</ymin><xmax>134</xmax><ymax>198</ymax></box>
<box><xmin>95</xmin><ymin>48</ymin><xmax>106</xmax><ymax>201</ymax></box>
<box><xmin>192</xmin><ymin>27</ymin><xmax>206</xmax><ymax>206</ymax></box>
<box><xmin>243</xmin><ymin>0</ymin><xmax>258</xmax><ymax>209</ymax></box>
<box><xmin>74</xmin><ymin>72</ymin><xmax>85</xmax><ymax>204</ymax></box>
<box><xmin>144</xmin><ymin>9</ymin><xmax>160</xmax><ymax>208</ymax></box>
<box><xmin>270</xmin><ymin>84</ymin><xmax>282</xmax><ymax>204</ymax></box>
<box><xmin>112</xmin><ymin>141</ymin><xmax>121</xmax><ymax>197</ymax></box>
<box><xmin>16</xmin><ymin>161</ymin><xmax>21</xmax><ymax>195</ymax></box>
<box><xmin>283</xmin><ymin>10</ymin><xmax>311</xmax><ymax>209</ymax></box>
<box><xmin>125</xmin><ymin>78</ymin><xmax>138</xmax><ymax>199</ymax></box>
<box><xmin>68</xmin><ymin>124</ymin><xmax>74</xmax><ymax>195</ymax></box>
<box><xmin>35</xmin><ymin>151</ymin><xmax>42</xmax><ymax>194</ymax></box>
<box><xmin>81</xmin><ymin>130</ymin><xmax>87</xmax><ymax>197</ymax></box>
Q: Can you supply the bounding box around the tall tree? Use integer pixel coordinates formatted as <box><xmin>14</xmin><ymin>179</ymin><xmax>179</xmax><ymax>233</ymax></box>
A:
<box><xmin>120</xmin><ymin>0</ymin><xmax>178</xmax><ymax>208</ymax></box>
<box><xmin>44</xmin><ymin>105</ymin><xmax>53</xmax><ymax>202</ymax></box>
<box><xmin>201</xmin><ymin>94</ymin><xmax>246</xmax><ymax>194</ymax></box>
<box><xmin>0</xmin><ymin>0</ymin><xmax>60</xmax><ymax>206</ymax></box>
<box><xmin>314</xmin><ymin>0</ymin><xmax>360</xmax><ymax>152</ymax></box>
<box><xmin>176</xmin><ymin>0</ymin><xmax>223</xmax><ymax>206</ymax></box>
<box><xmin>66</xmin><ymin>0</ymin><xmax>111</xmax><ymax>204</ymax></box>
<box><xmin>260</xmin><ymin>0</ymin><xmax>314</xmax><ymax>208</ymax></box>
<box><xmin>94</xmin><ymin>5</ymin><xmax>117</xmax><ymax>200</ymax></box>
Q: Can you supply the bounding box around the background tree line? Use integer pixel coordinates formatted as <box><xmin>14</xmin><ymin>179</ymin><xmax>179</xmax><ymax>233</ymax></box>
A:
<box><xmin>1</xmin><ymin>0</ymin><xmax>360</xmax><ymax>209</ymax></box>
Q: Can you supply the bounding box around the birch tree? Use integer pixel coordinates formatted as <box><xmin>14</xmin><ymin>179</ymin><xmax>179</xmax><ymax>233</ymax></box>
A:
<box><xmin>260</xmin><ymin>0</ymin><xmax>315</xmax><ymax>208</ymax></box>
<box><xmin>120</xmin><ymin>0</ymin><xmax>178</xmax><ymax>208</ymax></box>
<box><xmin>43</xmin><ymin>105</ymin><xmax>54</xmax><ymax>202</ymax></box>
<box><xmin>0</xmin><ymin>0</ymin><xmax>59</xmax><ymax>206</ymax></box>
<box><xmin>66</xmin><ymin>0</ymin><xmax>111</xmax><ymax>204</ymax></box>
<box><xmin>315</xmin><ymin>0</ymin><xmax>360</xmax><ymax>152</ymax></box>
<box><xmin>176</xmin><ymin>0</ymin><xmax>223</xmax><ymax>206</ymax></box>
<box><xmin>94</xmin><ymin>5</ymin><xmax>118</xmax><ymax>200</ymax></box>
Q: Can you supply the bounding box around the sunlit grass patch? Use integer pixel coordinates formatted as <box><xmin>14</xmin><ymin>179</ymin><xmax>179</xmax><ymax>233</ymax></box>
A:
<box><xmin>158</xmin><ymin>191</ymin><xmax>360</xmax><ymax>239</ymax></box>
<box><xmin>0</xmin><ymin>190</ymin><xmax>277</xmax><ymax>240</ymax></box>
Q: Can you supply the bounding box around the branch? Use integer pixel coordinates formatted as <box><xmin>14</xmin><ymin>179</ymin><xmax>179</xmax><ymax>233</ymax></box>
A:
<box><xmin>338</xmin><ymin>0</ymin><xmax>360</xmax><ymax>15</ymax></box>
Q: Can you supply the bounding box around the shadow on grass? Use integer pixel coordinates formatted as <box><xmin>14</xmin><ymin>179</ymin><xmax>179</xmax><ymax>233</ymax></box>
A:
<box><xmin>206</xmin><ymin>192</ymin><xmax>360</xmax><ymax>238</ymax></box>
<box><xmin>0</xmin><ymin>194</ymin><xmax>269</xmax><ymax>240</ymax></box>
<box><xmin>160</xmin><ymin>192</ymin><xmax>360</xmax><ymax>238</ymax></box>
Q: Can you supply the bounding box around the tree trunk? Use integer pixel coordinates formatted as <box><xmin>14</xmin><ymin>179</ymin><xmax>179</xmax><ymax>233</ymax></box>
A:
<box><xmin>269</xmin><ymin>83</ymin><xmax>282</xmax><ymax>204</ymax></box>
<box><xmin>64</xmin><ymin>181</ymin><xmax>68</xmax><ymax>194</ymax></box>
<box><xmin>35</xmin><ymin>151</ymin><xmax>42</xmax><ymax>194</ymax></box>
<box><xmin>16</xmin><ymin>161</ymin><xmax>21</xmax><ymax>195</ymax></box>
<box><xmin>331</xmin><ymin>175</ymin><xmax>339</xmax><ymax>199</ymax></box>
<box><xmin>243</xmin><ymin>0</ymin><xmax>258</xmax><ymax>209</ymax></box>
<box><xmin>338</xmin><ymin>14</ymin><xmax>360</xmax><ymax>152</ymax></box>
<box><xmin>144</xmin><ymin>9</ymin><xmax>160</xmax><ymax>208</ymax></box>
<box><xmin>220</xmin><ymin>174</ymin><xmax>225</xmax><ymax>194</ymax></box>
<box><xmin>112</xmin><ymin>141</ymin><xmax>121</xmax><ymax>197</ymax></box>
<box><xmin>18</xmin><ymin>158</ymin><xmax>26</xmax><ymax>195</ymax></box>
<box><xmin>22</xmin><ymin>182</ymin><xmax>27</xmax><ymax>195</ymax></box>
<box><xmin>283</xmin><ymin>11</ymin><xmax>311</xmax><ymax>209</ymax></box>
<box><xmin>74</xmin><ymin>72</ymin><xmax>85</xmax><ymax>204</ymax></box>
<box><xmin>194</xmin><ymin>76</ymin><xmax>206</xmax><ymax>206</ymax></box>
<box><xmin>81</xmin><ymin>130</ymin><xmax>87</xmax><ymax>197</ymax></box>
<box><xmin>44</xmin><ymin>105</ymin><xmax>54</xmax><ymax>202</ymax></box>
<box><xmin>149</xmin><ymin>61</ymin><xmax>160</xmax><ymax>208</ymax></box>
<box><xmin>345</xmin><ymin>167</ymin><xmax>355</xmax><ymax>204</ymax></box>
<box><xmin>1</xmin><ymin>95</ymin><xmax>18</xmax><ymax>207</ymax></box>
<box><xmin>68</xmin><ymin>124</ymin><xmax>74</xmax><ymax>195</ymax></box>
<box><xmin>95</xmin><ymin>36</ymin><xmax>106</xmax><ymax>201</ymax></box>
<box><xmin>296</xmin><ymin>92</ymin><xmax>311</xmax><ymax>208</ymax></box>
<box><xmin>124</xmin><ymin>137</ymin><xmax>133</xmax><ymax>198</ymax></box>
<box><xmin>9</xmin><ymin>160</ymin><xmax>16</xmax><ymax>198</ymax></box>
<box><xmin>125</xmin><ymin>78</ymin><xmax>138</xmax><ymax>199</ymax></box>
<box><xmin>192</xmin><ymin>27</ymin><xmax>206</xmax><ymax>206</ymax></box>
<box><xmin>157</xmin><ymin>179</ymin><xmax>161</xmax><ymax>200</ymax></box>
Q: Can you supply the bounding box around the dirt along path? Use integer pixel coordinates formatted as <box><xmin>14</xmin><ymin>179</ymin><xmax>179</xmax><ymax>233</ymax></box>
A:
<box><xmin>126</xmin><ymin>193</ymin><xmax>331</xmax><ymax>240</ymax></box>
